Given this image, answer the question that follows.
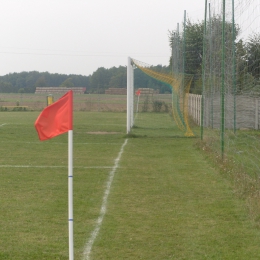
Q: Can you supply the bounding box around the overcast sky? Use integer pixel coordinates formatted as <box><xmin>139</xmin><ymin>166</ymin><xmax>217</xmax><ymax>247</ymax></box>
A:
<box><xmin>0</xmin><ymin>0</ymin><xmax>205</xmax><ymax>76</ymax></box>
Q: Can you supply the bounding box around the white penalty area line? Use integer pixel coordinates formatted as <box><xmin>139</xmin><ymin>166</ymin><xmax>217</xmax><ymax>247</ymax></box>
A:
<box><xmin>82</xmin><ymin>138</ymin><xmax>128</xmax><ymax>260</ymax></box>
<box><xmin>0</xmin><ymin>123</ymin><xmax>7</xmax><ymax>127</ymax></box>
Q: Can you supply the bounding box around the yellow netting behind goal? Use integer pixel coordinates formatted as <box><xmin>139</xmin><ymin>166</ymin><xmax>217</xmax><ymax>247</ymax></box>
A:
<box><xmin>132</xmin><ymin>58</ymin><xmax>194</xmax><ymax>137</ymax></box>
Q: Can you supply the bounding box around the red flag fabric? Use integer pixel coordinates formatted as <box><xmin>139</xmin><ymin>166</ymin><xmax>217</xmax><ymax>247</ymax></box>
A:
<box><xmin>35</xmin><ymin>90</ymin><xmax>73</xmax><ymax>141</ymax></box>
<box><xmin>136</xmin><ymin>89</ymin><xmax>141</xmax><ymax>96</ymax></box>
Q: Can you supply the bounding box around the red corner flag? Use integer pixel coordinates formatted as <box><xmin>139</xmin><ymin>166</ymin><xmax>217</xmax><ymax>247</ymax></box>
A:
<box><xmin>136</xmin><ymin>89</ymin><xmax>141</xmax><ymax>96</ymax></box>
<box><xmin>35</xmin><ymin>90</ymin><xmax>73</xmax><ymax>141</ymax></box>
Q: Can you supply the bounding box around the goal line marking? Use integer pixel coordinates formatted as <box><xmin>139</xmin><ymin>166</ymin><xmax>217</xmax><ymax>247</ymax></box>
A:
<box><xmin>82</xmin><ymin>138</ymin><xmax>128</xmax><ymax>260</ymax></box>
<box><xmin>0</xmin><ymin>165</ymin><xmax>114</xmax><ymax>169</ymax></box>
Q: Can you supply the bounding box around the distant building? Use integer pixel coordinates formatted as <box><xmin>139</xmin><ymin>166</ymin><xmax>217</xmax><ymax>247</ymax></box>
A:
<box><xmin>105</xmin><ymin>88</ymin><xmax>127</xmax><ymax>95</ymax></box>
<box><xmin>35</xmin><ymin>87</ymin><xmax>86</xmax><ymax>94</ymax></box>
<box><xmin>137</xmin><ymin>88</ymin><xmax>159</xmax><ymax>95</ymax></box>
<box><xmin>104</xmin><ymin>88</ymin><xmax>159</xmax><ymax>95</ymax></box>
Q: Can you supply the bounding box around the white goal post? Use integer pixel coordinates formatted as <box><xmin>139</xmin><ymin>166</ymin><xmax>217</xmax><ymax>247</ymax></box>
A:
<box><xmin>127</xmin><ymin>57</ymin><xmax>134</xmax><ymax>133</ymax></box>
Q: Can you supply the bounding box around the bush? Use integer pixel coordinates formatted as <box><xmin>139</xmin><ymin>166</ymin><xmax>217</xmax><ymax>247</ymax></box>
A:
<box><xmin>152</xmin><ymin>100</ymin><xmax>163</xmax><ymax>112</ymax></box>
<box><xmin>142</xmin><ymin>96</ymin><xmax>149</xmax><ymax>112</ymax></box>
<box><xmin>152</xmin><ymin>100</ymin><xmax>169</xmax><ymax>113</ymax></box>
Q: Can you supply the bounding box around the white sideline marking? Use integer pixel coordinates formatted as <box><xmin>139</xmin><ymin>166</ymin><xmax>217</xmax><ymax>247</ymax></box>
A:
<box><xmin>0</xmin><ymin>165</ymin><xmax>114</xmax><ymax>169</ymax></box>
<box><xmin>82</xmin><ymin>139</ymin><xmax>128</xmax><ymax>260</ymax></box>
<box><xmin>0</xmin><ymin>141</ymin><xmax>121</xmax><ymax>145</ymax></box>
<box><xmin>0</xmin><ymin>123</ymin><xmax>7</xmax><ymax>127</ymax></box>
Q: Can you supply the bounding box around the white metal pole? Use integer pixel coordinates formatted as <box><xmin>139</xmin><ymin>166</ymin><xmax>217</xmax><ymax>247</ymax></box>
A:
<box><xmin>68</xmin><ymin>130</ymin><xmax>74</xmax><ymax>260</ymax></box>
<box><xmin>130</xmin><ymin>65</ymin><xmax>134</xmax><ymax>127</ymax></box>
<box><xmin>136</xmin><ymin>95</ymin><xmax>139</xmax><ymax>113</ymax></box>
<box><xmin>127</xmin><ymin>57</ymin><xmax>131</xmax><ymax>133</ymax></box>
<box><xmin>255</xmin><ymin>99</ymin><xmax>259</xmax><ymax>130</ymax></box>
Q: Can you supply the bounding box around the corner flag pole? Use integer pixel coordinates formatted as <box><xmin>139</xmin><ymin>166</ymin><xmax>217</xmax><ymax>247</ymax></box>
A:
<box><xmin>68</xmin><ymin>129</ymin><xmax>74</xmax><ymax>260</ymax></box>
<box><xmin>34</xmin><ymin>90</ymin><xmax>74</xmax><ymax>259</ymax></box>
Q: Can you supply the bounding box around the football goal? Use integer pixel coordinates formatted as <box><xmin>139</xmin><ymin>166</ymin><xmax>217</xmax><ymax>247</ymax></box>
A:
<box><xmin>126</xmin><ymin>57</ymin><xmax>194</xmax><ymax>137</ymax></box>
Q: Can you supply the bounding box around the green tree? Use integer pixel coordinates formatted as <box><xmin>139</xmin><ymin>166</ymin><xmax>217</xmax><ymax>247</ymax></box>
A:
<box><xmin>60</xmin><ymin>78</ymin><xmax>74</xmax><ymax>88</ymax></box>
<box><xmin>15</xmin><ymin>77</ymin><xmax>26</xmax><ymax>90</ymax></box>
<box><xmin>89</xmin><ymin>67</ymin><xmax>110</xmax><ymax>93</ymax></box>
<box><xmin>185</xmin><ymin>20</ymin><xmax>204</xmax><ymax>75</ymax></box>
<box><xmin>246</xmin><ymin>33</ymin><xmax>260</xmax><ymax>79</ymax></box>
<box><xmin>169</xmin><ymin>16</ymin><xmax>240</xmax><ymax>94</ymax></box>
<box><xmin>0</xmin><ymin>82</ymin><xmax>13</xmax><ymax>93</ymax></box>
<box><xmin>35</xmin><ymin>76</ymin><xmax>47</xmax><ymax>88</ymax></box>
<box><xmin>169</xmin><ymin>19</ymin><xmax>204</xmax><ymax>75</ymax></box>
<box><xmin>109</xmin><ymin>66</ymin><xmax>127</xmax><ymax>88</ymax></box>
<box><xmin>236</xmin><ymin>39</ymin><xmax>248</xmax><ymax>93</ymax></box>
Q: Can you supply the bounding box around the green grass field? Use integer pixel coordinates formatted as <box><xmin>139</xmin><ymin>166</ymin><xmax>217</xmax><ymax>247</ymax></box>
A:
<box><xmin>1</xmin><ymin>111</ymin><xmax>260</xmax><ymax>259</ymax></box>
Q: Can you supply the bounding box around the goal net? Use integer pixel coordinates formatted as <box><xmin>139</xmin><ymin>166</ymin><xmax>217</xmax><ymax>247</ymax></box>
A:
<box><xmin>127</xmin><ymin>57</ymin><xmax>194</xmax><ymax>137</ymax></box>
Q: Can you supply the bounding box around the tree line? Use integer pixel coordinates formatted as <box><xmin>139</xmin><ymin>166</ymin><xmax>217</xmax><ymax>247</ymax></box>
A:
<box><xmin>0</xmin><ymin>71</ymin><xmax>89</xmax><ymax>93</ymax></box>
<box><xmin>1</xmin><ymin>17</ymin><xmax>259</xmax><ymax>94</ymax></box>
<box><xmin>0</xmin><ymin>65</ymin><xmax>172</xmax><ymax>94</ymax></box>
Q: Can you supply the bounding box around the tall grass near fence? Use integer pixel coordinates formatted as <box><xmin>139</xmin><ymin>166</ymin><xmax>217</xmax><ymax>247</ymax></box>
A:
<box><xmin>199</xmin><ymin>0</ymin><xmax>260</xmax><ymax>224</ymax></box>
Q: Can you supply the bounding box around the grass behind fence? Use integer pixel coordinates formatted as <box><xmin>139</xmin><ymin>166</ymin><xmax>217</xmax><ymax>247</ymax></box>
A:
<box><xmin>1</xmin><ymin>111</ymin><xmax>260</xmax><ymax>259</ymax></box>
